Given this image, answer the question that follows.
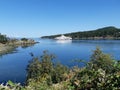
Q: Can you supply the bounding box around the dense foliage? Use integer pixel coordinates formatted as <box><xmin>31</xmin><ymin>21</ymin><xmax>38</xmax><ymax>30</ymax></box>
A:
<box><xmin>26</xmin><ymin>51</ymin><xmax>69</xmax><ymax>86</ymax></box>
<box><xmin>41</xmin><ymin>26</ymin><xmax>120</xmax><ymax>39</ymax></box>
<box><xmin>1</xmin><ymin>48</ymin><xmax>120</xmax><ymax>90</ymax></box>
<box><xmin>21</xmin><ymin>38</ymin><xmax>28</xmax><ymax>41</ymax></box>
<box><xmin>71</xmin><ymin>47</ymin><xmax>120</xmax><ymax>90</ymax></box>
<box><xmin>0</xmin><ymin>33</ymin><xmax>9</xmax><ymax>43</ymax></box>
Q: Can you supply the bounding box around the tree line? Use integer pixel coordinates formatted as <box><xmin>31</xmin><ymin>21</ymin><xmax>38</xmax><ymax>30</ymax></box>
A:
<box><xmin>41</xmin><ymin>26</ymin><xmax>120</xmax><ymax>40</ymax></box>
<box><xmin>0</xmin><ymin>33</ymin><xmax>9</xmax><ymax>44</ymax></box>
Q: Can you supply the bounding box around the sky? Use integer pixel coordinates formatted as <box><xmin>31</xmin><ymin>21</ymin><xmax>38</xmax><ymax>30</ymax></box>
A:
<box><xmin>0</xmin><ymin>0</ymin><xmax>120</xmax><ymax>37</ymax></box>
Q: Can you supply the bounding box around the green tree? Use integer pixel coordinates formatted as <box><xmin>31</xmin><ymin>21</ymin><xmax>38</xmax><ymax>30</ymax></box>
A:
<box><xmin>70</xmin><ymin>47</ymin><xmax>120</xmax><ymax>90</ymax></box>
<box><xmin>26</xmin><ymin>51</ymin><xmax>69</xmax><ymax>86</ymax></box>
<box><xmin>26</xmin><ymin>57</ymin><xmax>42</xmax><ymax>83</ymax></box>
<box><xmin>0</xmin><ymin>34</ymin><xmax>8</xmax><ymax>43</ymax></box>
<box><xmin>52</xmin><ymin>63</ymin><xmax>69</xmax><ymax>83</ymax></box>
<box><xmin>21</xmin><ymin>38</ymin><xmax>28</xmax><ymax>41</ymax></box>
<box><xmin>26</xmin><ymin>51</ymin><xmax>55</xmax><ymax>85</ymax></box>
<box><xmin>90</xmin><ymin>47</ymin><xmax>114</xmax><ymax>73</ymax></box>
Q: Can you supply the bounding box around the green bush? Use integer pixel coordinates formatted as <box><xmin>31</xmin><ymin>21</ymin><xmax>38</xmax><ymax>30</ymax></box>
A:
<box><xmin>70</xmin><ymin>47</ymin><xmax>120</xmax><ymax>90</ymax></box>
<box><xmin>0</xmin><ymin>34</ymin><xmax>9</xmax><ymax>43</ymax></box>
<box><xmin>26</xmin><ymin>51</ymin><xmax>69</xmax><ymax>86</ymax></box>
<box><xmin>21</xmin><ymin>38</ymin><xmax>28</xmax><ymax>41</ymax></box>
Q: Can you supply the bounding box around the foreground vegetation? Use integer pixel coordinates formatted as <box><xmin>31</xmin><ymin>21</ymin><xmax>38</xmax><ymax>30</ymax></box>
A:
<box><xmin>42</xmin><ymin>26</ymin><xmax>120</xmax><ymax>40</ymax></box>
<box><xmin>1</xmin><ymin>48</ymin><xmax>120</xmax><ymax>90</ymax></box>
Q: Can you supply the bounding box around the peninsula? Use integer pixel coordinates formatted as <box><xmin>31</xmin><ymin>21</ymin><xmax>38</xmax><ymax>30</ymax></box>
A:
<box><xmin>0</xmin><ymin>34</ymin><xmax>37</xmax><ymax>55</ymax></box>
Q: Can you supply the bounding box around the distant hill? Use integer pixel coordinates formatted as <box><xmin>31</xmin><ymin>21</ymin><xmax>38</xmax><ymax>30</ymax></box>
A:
<box><xmin>41</xmin><ymin>26</ymin><xmax>120</xmax><ymax>40</ymax></box>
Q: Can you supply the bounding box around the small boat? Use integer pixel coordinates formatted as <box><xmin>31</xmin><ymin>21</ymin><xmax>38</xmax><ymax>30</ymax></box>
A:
<box><xmin>55</xmin><ymin>35</ymin><xmax>72</xmax><ymax>40</ymax></box>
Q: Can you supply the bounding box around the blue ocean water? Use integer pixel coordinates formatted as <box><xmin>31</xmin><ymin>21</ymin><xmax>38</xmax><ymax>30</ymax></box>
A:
<box><xmin>0</xmin><ymin>39</ymin><xmax>120</xmax><ymax>84</ymax></box>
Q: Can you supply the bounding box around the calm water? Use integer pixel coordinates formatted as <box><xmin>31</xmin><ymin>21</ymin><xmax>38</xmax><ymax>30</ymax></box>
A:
<box><xmin>0</xmin><ymin>39</ymin><xmax>120</xmax><ymax>84</ymax></box>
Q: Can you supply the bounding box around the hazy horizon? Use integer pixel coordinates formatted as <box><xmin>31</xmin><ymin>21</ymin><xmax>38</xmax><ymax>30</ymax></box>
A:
<box><xmin>0</xmin><ymin>0</ymin><xmax>120</xmax><ymax>37</ymax></box>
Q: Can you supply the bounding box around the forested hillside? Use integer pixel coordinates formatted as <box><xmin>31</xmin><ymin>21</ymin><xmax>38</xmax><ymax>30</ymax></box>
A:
<box><xmin>41</xmin><ymin>26</ymin><xmax>120</xmax><ymax>40</ymax></box>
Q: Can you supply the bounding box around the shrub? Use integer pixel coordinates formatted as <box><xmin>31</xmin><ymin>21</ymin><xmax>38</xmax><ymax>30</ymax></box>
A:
<box><xmin>70</xmin><ymin>47</ymin><xmax>120</xmax><ymax>90</ymax></box>
<box><xmin>26</xmin><ymin>51</ymin><xmax>69</xmax><ymax>86</ymax></box>
<box><xmin>21</xmin><ymin>38</ymin><xmax>28</xmax><ymax>41</ymax></box>
<box><xmin>0</xmin><ymin>34</ymin><xmax>9</xmax><ymax>44</ymax></box>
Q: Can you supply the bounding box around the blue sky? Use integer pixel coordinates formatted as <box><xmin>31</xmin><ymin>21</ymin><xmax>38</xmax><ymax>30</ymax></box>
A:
<box><xmin>0</xmin><ymin>0</ymin><xmax>120</xmax><ymax>37</ymax></box>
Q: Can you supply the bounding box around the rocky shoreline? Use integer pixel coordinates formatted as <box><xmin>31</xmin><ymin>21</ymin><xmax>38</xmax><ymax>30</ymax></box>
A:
<box><xmin>8</xmin><ymin>39</ymin><xmax>37</xmax><ymax>45</ymax></box>
<box><xmin>0</xmin><ymin>39</ymin><xmax>38</xmax><ymax>56</ymax></box>
<box><xmin>0</xmin><ymin>44</ymin><xmax>16</xmax><ymax>55</ymax></box>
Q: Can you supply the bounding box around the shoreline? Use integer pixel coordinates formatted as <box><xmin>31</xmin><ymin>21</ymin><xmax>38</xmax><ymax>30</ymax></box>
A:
<box><xmin>0</xmin><ymin>40</ymin><xmax>38</xmax><ymax>56</ymax></box>
<box><xmin>0</xmin><ymin>44</ymin><xmax>16</xmax><ymax>55</ymax></box>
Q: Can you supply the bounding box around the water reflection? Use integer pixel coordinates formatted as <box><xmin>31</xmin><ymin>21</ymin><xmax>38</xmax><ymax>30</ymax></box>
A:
<box><xmin>21</xmin><ymin>44</ymin><xmax>35</xmax><ymax>49</ymax></box>
<box><xmin>56</xmin><ymin>40</ymin><xmax>72</xmax><ymax>44</ymax></box>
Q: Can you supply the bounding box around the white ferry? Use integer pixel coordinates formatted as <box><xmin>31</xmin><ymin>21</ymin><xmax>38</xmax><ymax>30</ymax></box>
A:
<box><xmin>55</xmin><ymin>35</ymin><xmax>72</xmax><ymax>40</ymax></box>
